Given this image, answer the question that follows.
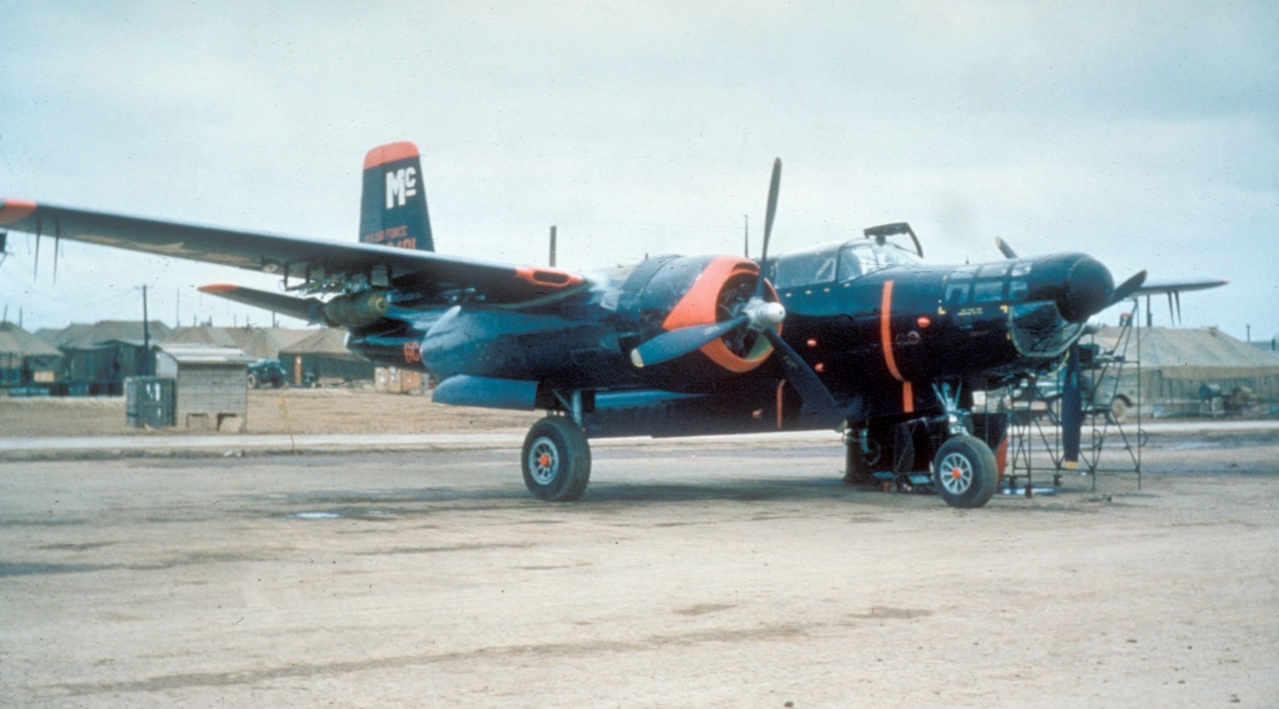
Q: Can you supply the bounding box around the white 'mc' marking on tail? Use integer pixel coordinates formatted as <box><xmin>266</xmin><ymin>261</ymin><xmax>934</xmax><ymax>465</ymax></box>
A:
<box><xmin>385</xmin><ymin>167</ymin><xmax>418</xmax><ymax>209</ymax></box>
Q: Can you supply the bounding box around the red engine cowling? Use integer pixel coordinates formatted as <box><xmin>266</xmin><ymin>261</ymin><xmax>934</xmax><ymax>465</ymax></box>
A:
<box><xmin>627</xmin><ymin>254</ymin><xmax>779</xmax><ymax>380</ymax></box>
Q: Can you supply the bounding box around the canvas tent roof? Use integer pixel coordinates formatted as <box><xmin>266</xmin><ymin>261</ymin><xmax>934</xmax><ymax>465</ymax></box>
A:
<box><xmin>169</xmin><ymin>326</ymin><xmax>239</xmax><ymax>348</ymax></box>
<box><xmin>279</xmin><ymin>328</ymin><xmax>359</xmax><ymax>359</ymax></box>
<box><xmin>167</xmin><ymin>326</ymin><xmax>314</xmax><ymax>359</ymax></box>
<box><xmin>1094</xmin><ymin>327</ymin><xmax>1279</xmax><ymax>370</ymax></box>
<box><xmin>0</xmin><ymin>322</ymin><xmax>62</xmax><ymax>358</ymax></box>
<box><xmin>38</xmin><ymin>320</ymin><xmax>174</xmax><ymax>349</ymax></box>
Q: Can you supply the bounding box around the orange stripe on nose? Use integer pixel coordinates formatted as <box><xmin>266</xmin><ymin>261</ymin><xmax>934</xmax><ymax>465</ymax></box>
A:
<box><xmin>880</xmin><ymin>281</ymin><xmax>904</xmax><ymax>382</ymax></box>
<box><xmin>881</xmin><ymin>281</ymin><xmax>915</xmax><ymax>414</ymax></box>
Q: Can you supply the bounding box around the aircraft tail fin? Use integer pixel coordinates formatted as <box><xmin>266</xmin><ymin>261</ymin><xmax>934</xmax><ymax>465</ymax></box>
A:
<box><xmin>360</xmin><ymin>142</ymin><xmax>434</xmax><ymax>252</ymax></box>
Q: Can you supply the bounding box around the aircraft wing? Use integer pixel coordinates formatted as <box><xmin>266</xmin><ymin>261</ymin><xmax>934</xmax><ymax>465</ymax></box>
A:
<box><xmin>0</xmin><ymin>199</ymin><xmax>585</xmax><ymax>303</ymax></box>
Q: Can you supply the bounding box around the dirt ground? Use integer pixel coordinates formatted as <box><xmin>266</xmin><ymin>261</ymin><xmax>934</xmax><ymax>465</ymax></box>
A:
<box><xmin>1</xmin><ymin>432</ymin><xmax>1276</xmax><ymax>706</ymax></box>
<box><xmin>0</xmin><ymin>388</ymin><xmax>541</xmax><ymax>438</ymax></box>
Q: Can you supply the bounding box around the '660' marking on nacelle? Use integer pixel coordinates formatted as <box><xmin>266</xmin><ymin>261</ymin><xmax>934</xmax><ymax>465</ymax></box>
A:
<box><xmin>385</xmin><ymin>167</ymin><xmax>418</xmax><ymax>209</ymax></box>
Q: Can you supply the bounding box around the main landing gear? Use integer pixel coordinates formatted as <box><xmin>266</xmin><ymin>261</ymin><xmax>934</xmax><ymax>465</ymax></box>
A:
<box><xmin>932</xmin><ymin>434</ymin><xmax>998</xmax><ymax>509</ymax></box>
<box><xmin>521</xmin><ymin>416</ymin><xmax>592</xmax><ymax>501</ymax></box>
<box><xmin>842</xmin><ymin>384</ymin><xmax>1000</xmax><ymax>508</ymax></box>
<box><xmin>521</xmin><ymin>390</ymin><xmax>592</xmax><ymax>501</ymax></box>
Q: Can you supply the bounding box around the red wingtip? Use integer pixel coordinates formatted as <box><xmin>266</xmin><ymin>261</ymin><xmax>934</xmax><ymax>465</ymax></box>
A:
<box><xmin>198</xmin><ymin>283</ymin><xmax>240</xmax><ymax>294</ymax></box>
<box><xmin>0</xmin><ymin>198</ymin><xmax>37</xmax><ymax>225</ymax></box>
<box><xmin>363</xmin><ymin>141</ymin><xmax>420</xmax><ymax>170</ymax></box>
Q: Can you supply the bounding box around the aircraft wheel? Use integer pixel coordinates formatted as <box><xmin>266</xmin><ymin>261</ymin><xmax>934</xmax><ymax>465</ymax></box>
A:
<box><xmin>932</xmin><ymin>435</ymin><xmax>997</xmax><ymax>509</ymax></box>
<box><xmin>522</xmin><ymin>417</ymin><xmax>592</xmax><ymax>502</ymax></box>
<box><xmin>843</xmin><ymin>436</ymin><xmax>873</xmax><ymax>485</ymax></box>
<box><xmin>246</xmin><ymin>373</ymin><xmax>258</xmax><ymax>389</ymax></box>
<box><xmin>1109</xmin><ymin>397</ymin><xmax>1127</xmax><ymax>423</ymax></box>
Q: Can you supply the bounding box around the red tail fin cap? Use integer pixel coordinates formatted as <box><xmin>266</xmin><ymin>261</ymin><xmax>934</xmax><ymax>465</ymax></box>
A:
<box><xmin>363</xmin><ymin>142</ymin><xmax>420</xmax><ymax>170</ymax></box>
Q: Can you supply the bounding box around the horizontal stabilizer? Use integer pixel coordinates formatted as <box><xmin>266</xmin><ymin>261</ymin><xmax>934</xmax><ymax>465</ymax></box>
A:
<box><xmin>198</xmin><ymin>283</ymin><xmax>326</xmax><ymax>324</ymax></box>
<box><xmin>1132</xmin><ymin>278</ymin><xmax>1228</xmax><ymax>296</ymax></box>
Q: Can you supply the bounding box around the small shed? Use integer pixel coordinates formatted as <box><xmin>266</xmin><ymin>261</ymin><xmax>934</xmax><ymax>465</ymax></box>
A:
<box><xmin>154</xmin><ymin>343</ymin><xmax>254</xmax><ymax>431</ymax></box>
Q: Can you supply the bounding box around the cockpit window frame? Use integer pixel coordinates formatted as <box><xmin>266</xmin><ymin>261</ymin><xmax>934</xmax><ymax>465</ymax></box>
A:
<box><xmin>768</xmin><ymin>239</ymin><xmax>923</xmax><ymax>290</ymax></box>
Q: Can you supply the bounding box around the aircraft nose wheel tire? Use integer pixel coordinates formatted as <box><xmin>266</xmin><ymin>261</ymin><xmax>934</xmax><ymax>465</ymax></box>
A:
<box><xmin>521</xmin><ymin>416</ymin><xmax>592</xmax><ymax>502</ymax></box>
<box><xmin>932</xmin><ymin>434</ymin><xmax>998</xmax><ymax>509</ymax></box>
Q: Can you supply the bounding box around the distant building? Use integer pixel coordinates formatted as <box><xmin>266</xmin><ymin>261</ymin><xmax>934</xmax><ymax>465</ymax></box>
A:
<box><xmin>0</xmin><ymin>322</ymin><xmax>62</xmax><ymax>392</ymax></box>
<box><xmin>278</xmin><ymin>329</ymin><xmax>375</xmax><ymax>385</ymax></box>
<box><xmin>1092</xmin><ymin>326</ymin><xmax>1279</xmax><ymax>412</ymax></box>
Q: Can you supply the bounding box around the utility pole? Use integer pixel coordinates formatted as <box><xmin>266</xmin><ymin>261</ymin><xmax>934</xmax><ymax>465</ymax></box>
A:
<box><xmin>549</xmin><ymin>226</ymin><xmax>557</xmax><ymax>267</ymax></box>
<box><xmin>141</xmin><ymin>285</ymin><xmax>151</xmax><ymax>376</ymax></box>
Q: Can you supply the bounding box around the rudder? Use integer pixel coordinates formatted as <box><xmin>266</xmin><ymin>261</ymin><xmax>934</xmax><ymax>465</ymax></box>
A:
<box><xmin>360</xmin><ymin>141</ymin><xmax>434</xmax><ymax>252</ymax></box>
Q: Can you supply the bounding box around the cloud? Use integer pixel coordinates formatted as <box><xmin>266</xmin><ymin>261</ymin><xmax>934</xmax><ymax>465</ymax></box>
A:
<box><xmin>1</xmin><ymin>0</ymin><xmax>1275</xmax><ymax>335</ymax></box>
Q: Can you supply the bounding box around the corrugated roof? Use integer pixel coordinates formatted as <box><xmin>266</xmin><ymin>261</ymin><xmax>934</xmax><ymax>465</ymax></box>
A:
<box><xmin>155</xmin><ymin>343</ymin><xmax>254</xmax><ymax>364</ymax></box>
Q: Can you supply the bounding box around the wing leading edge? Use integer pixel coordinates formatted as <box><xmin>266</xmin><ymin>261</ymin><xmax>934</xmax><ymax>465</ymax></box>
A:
<box><xmin>0</xmin><ymin>199</ymin><xmax>584</xmax><ymax>305</ymax></box>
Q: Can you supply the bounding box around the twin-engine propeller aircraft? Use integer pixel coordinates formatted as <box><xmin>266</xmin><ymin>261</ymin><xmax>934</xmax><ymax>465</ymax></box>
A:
<box><xmin>1</xmin><ymin>142</ymin><xmax>1222</xmax><ymax>508</ymax></box>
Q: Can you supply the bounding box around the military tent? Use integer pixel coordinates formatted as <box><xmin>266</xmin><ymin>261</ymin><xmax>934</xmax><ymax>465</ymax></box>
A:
<box><xmin>1092</xmin><ymin>326</ymin><xmax>1279</xmax><ymax>410</ymax></box>
<box><xmin>0</xmin><ymin>322</ymin><xmax>62</xmax><ymax>389</ymax></box>
<box><xmin>278</xmin><ymin>328</ymin><xmax>374</xmax><ymax>385</ymax></box>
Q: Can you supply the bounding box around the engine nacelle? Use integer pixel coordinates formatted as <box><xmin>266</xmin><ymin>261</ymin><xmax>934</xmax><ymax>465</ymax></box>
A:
<box><xmin>623</xmin><ymin>254</ymin><xmax>778</xmax><ymax>382</ymax></box>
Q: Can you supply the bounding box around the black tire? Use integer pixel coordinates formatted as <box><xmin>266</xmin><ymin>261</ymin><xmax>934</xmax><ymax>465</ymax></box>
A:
<box><xmin>246</xmin><ymin>373</ymin><xmax>258</xmax><ymax>389</ymax></box>
<box><xmin>843</xmin><ymin>437</ymin><xmax>874</xmax><ymax>485</ymax></box>
<box><xmin>1109</xmin><ymin>397</ymin><xmax>1127</xmax><ymax>423</ymax></box>
<box><xmin>932</xmin><ymin>434</ymin><xmax>998</xmax><ymax>509</ymax></box>
<box><xmin>521</xmin><ymin>416</ymin><xmax>591</xmax><ymax>502</ymax></box>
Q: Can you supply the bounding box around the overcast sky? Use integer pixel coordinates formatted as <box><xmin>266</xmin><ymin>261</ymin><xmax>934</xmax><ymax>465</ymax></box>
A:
<box><xmin>2</xmin><ymin>1</ymin><xmax>1276</xmax><ymax>339</ymax></box>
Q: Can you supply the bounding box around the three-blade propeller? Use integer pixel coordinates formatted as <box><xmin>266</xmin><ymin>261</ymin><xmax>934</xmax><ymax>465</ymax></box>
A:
<box><xmin>630</xmin><ymin>159</ymin><xmax>844</xmax><ymax>429</ymax></box>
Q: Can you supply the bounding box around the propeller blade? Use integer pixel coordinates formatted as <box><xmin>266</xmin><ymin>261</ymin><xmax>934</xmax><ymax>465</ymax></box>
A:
<box><xmin>995</xmin><ymin>237</ymin><xmax>1018</xmax><ymax>260</ymax></box>
<box><xmin>1174</xmin><ymin>291</ymin><xmax>1182</xmax><ymax>325</ymax></box>
<box><xmin>761</xmin><ymin>327</ymin><xmax>844</xmax><ymax>429</ymax></box>
<box><xmin>1111</xmin><ymin>270</ymin><xmax>1147</xmax><ymax>303</ymax></box>
<box><xmin>1060</xmin><ymin>341</ymin><xmax>1084</xmax><ymax>469</ymax></box>
<box><xmin>630</xmin><ymin>314</ymin><xmax>749</xmax><ymax>368</ymax></box>
<box><xmin>755</xmin><ymin>158</ymin><xmax>782</xmax><ymax>300</ymax></box>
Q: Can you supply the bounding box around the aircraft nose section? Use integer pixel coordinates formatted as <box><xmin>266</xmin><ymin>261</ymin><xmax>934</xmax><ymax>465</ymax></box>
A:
<box><xmin>1058</xmin><ymin>256</ymin><xmax>1114</xmax><ymax>323</ymax></box>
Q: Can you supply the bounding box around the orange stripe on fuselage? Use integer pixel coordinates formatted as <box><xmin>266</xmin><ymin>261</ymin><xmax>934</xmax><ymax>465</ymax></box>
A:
<box><xmin>880</xmin><ymin>280</ymin><xmax>914</xmax><ymax>414</ymax></box>
<box><xmin>880</xmin><ymin>281</ymin><xmax>904</xmax><ymax>381</ymax></box>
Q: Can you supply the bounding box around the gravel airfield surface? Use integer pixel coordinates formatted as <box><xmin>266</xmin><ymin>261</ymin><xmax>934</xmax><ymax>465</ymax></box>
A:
<box><xmin>2</xmin><ymin>429</ymin><xmax>1277</xmax><ymax>707</ymax></box>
